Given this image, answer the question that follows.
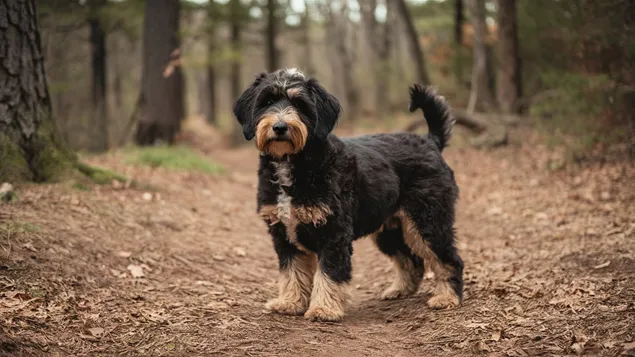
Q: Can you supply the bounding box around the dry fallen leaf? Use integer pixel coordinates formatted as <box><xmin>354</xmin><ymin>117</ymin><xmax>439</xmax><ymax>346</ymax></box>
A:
<box><xmin>127</xmin><ymin>264</ymin><xmax>145</xmax><ymax>278</ymax></box>
<box><xmin>23</xmin><ymin>243</ymin><xmax>37</xmax><ymax>252</ymax></box>
<box><xmin>233</xmin><ymin>247</ymin><xmax>246</xmax><ymax>257</ymax></box>
<box><xmin>476</xmin><ymin>341</ymin><xmax>490</xmax><ymax>352</ymax></box>
<box><xmin>491</xmin><ymin>330</ymin><xmax>502</xmax><ymax>342</ymax></box>
<box><xmin>117</xmin><ymin>251</ymin><xmax>132</xmax><ymax>258</ymax></box>
<box><xmin>593</xmin><ymin>261</ymin><xmax>610</xmax><ymax>269</ymax></box>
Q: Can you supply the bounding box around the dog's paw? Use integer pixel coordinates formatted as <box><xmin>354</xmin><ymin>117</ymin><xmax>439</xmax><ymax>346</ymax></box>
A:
<box><xmin>427</xmin><ymin>293</ymin><xmax>460</xmax><ymax>309</ymax></box>
<box><xmin>265</xmin><ymin>299</ymin><xmax>306</xmax><ymax>315</ymax></box>
<box><xmin>304</xmin><ymin>306</ymin><xmax>344</xmax><ymax>322</ymax></box>
<box><xmin>380</xmin><ymin>286</ymin><xmax>414</xmax><ymax>300</ymax></box>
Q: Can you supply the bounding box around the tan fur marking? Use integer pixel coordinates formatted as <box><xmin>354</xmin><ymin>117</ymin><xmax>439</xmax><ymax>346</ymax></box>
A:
<box><xmin>304</xmin><ymin>271</ymin><xmax>349</xmax><ymax>322</ymax></box>
<box><xmin>286</xmin><ymin>87</ymin><xmax>302</xmax><ymax>98</ymax></box>
<box><xmin>267</xmin><ymin>141</ymin><xmax>295</xmax><ymax>158</ymax></box>
<box><xmin>397</xmin><ymin>210</ymin><xmax>460</xmax><ymax>308</ymax></box>
<box><xmin>294</xmin><ymin>204</ymin><xmax>332</xmax><ymax>226</ymax></box>
<box><xmin>380</xmin><ymin>253</ymin><xmax>421</xmax><ymax>300</ymax></box>
<box><xmin>255</xmin><ymin>109</ymin><xmax>308</xmax><ymax>158</ymax></box>
<box><xmin>258</xmin><ymin>204</ymin><xmax>280</xmax><ymax>225</ymax></box>
<box><xmin>266</xmin><ymin>253</ymin><xmax>317</xmax><ymax>315</ymax></box>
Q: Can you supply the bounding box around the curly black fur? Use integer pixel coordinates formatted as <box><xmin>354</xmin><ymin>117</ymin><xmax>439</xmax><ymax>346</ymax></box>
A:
<box><xmin>234</xmin><ymin>68</ymin><xmax>464</xmax><ymax>318</ymax></box>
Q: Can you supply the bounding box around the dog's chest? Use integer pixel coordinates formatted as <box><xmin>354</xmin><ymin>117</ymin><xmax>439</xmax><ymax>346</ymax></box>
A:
<box><xmin>271</xmin><ymin>161</ymin><xmax>305</xmax><ymax>250</ymax></box>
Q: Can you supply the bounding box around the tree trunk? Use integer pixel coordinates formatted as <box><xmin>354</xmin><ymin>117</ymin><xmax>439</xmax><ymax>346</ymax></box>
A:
<box><xmin>134</xmin><ymin>0</ymin><xmax>184</xmax><ymax>146</ymax></box>
<box><xmin>266</xmin><ymin>0</ymin><xmax>279</xmax><ymax>72</ymax></box>
<box><xmin>394</xmin><ymin>0</ymin><xmax>431</xmax><ymax>84</ymax></box>
<box><xmin>467</xmin><ymin>0</ymin><xmax>496</xmax><ymax>113</ymax></box>
<box><xmin>302</xmin><ymin>0</ymin><xmax>315</xmax><ymax>76</ymax></box>
<box><xmin>230</xmin><ymin>0</ymin><xmax>245</xmax><ymax>146</ymax></box>
<box><xmin>377</xmin><ymin>0</ymin><xmax>392</xmax><ymax>117</ymax></box>
<box><xmin>496</xmin><ymin>0</ymin><xmax>522</xmax><ymax>114</ymax></box>
<box><xmin>0</xmin><ymin>0</ymin><xmax>75</xmax><ymax>182</ymax></box>
<box><xmin>88</xmin><ymin>0</ymin><xmax>108</xmax><ymax>151</ymax></box>
<box><xmin>206</xmin><ymin>35</ymin><xmax>218</xmax><ymax>125</ymax></box>
<box><xmin>113</xmin><ymin>37</ymin><xmax>124</xmax><ymax>112</ymax></box>
<box><xmin>454</xmin><ymin>0</ymin><xmax>466</xmax><ymax>84</ymax></box>
<box><xmin>329</xmin><ymin>1</ymin><xmax>360</xmax><ymax>121</ymax></box>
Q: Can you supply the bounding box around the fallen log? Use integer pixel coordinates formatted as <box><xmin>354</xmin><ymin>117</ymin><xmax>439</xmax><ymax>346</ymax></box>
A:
<box><xmin>405</xmin><ymin>108</ymin><xmax>509</xmax><ymax>148</ymax></box>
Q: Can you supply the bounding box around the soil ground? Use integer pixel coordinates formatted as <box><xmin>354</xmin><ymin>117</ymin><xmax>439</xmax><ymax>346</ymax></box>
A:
<box><xmin>1</xmin><ymin>123</ymin><xmax>634</xmax><ymax>357</ymax></box>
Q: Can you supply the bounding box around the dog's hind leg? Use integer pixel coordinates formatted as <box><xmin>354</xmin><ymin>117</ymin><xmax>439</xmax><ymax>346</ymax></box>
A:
<box><xmin>397</xmin><ymin>208</ymin><xmax>464</xmax><ymax>309</ymax></box>
<box><xmin>374</xmin><ymin>220</ymin><xmax>424</xmax><ymax>300</ymax></box>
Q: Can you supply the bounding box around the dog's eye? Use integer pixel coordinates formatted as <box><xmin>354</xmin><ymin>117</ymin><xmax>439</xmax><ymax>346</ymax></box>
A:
<box><xmin>267</xmin><ymin>99</ymin><xmax>275</xmax><ymax>105</ymax></box>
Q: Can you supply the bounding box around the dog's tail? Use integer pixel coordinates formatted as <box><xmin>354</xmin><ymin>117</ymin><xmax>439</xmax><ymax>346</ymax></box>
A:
<box><xmin>408</xmin><ymin>84</ymin><xmax>455</xmax><ymax>151</ymax></box>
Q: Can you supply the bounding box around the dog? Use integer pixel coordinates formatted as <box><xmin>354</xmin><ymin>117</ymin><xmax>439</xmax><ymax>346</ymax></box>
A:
<box><xmin>233</xmin><ymin>68</ymin><xmax>463</xmax><ymax>322</ymax></box>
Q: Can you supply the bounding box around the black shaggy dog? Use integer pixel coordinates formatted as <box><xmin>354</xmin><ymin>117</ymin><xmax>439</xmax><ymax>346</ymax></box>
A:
<box><xmin>233</xmin><ymin>68</ymin><xmax>463</xmax><ymax>322</ymax></box>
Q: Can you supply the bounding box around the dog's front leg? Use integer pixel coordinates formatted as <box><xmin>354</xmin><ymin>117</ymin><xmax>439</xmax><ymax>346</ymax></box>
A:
<box><xmin>305</xmin><ymin>239</ymin><xmax>352</xmax><ymax>322</ymax></box>
<box><xmin>265</xmin><ymin>223</ymin><xmax>317</xmax><ymax>315</ymax></box>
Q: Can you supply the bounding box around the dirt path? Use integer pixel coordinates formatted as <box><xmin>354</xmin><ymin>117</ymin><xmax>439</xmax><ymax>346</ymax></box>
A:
<box><xmin>1</xmin><ymin>141</ymin><xmax>634</xmax><ymax>357</ymax></box>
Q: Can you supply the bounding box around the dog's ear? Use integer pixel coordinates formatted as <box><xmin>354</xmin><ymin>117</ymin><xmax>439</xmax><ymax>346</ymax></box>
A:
<box><xmin>307</xmin><ymin>79</ymin><xmax>341</xmax><ymax>141</ymax></box>
<box><xmin>233</xmin><ymin>72</ymin><xmax>267</xmax><ymax>140</ymax></box>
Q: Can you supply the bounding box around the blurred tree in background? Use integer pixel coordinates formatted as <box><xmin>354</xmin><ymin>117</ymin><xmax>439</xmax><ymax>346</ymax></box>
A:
<box><xmin>1</xmin><ymin>0</ymin><xmax>632</xmax><ymax>181</ymax></box>
<box><xmin>0</xmin><ymin>0</ymin><xmax>75</xmax><ymax>182</ymax></box>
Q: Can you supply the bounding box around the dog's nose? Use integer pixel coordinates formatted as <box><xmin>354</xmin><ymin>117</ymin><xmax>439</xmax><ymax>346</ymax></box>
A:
<box><xmin>272</xmin><ymin>121</ymin><xmax>288</xmax><ymax>135</ymax></box>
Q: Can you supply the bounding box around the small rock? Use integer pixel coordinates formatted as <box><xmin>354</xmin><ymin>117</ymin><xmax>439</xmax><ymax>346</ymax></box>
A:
<box><xmin>487</xmin><ymin>206</ymin><xmax>503</xmax><ymax>216</ymax></box>
<box><xmin>116</xmin><ymin>251</ymin><xmax>132</xmax><ymax>258</ymax></box>
<box><xmin>112</xmin><ymin>180</ymin><xmax>124</xmax><ymax>189</ymax></box>
<box><xmin>212</xmin><ymin>255</ymin><xmax>225</xmax><ymax>261</ymax></box>
<box><xmin>572</xmin><ymin>176</ymin><xmax>583</xmax><ymax>186</ymax></box>
<box><xmin>355</xmin><ymin>284</ymin><xmax>361</xmax><ymax>290</ymax></box>
<box><xmin>0</xmin><ymin>183</ymin><xmax>16</xmax><ymax>202</ymax></box>
<box><xmin>600</xmin><ymin>191</ymin><xmax>611</xmax><ymax>201</ymax></box>
<box><xmin>233</xmin><ymin>247</ymin><xmax>247</xmax><ymax>257</ymax></box>
<box><xmin>88</xmin><ymin>327</ymin><xmax>104</xmax><ymax>338</ymax></box>
<box><xmin>127</xmin><ymin>264</ymin><xmax>145</xmax><ymax>278</ymax></box>
<box><xmin>142</xmin><ymin>192</ymin><xmax>153</xmax><ymax>201</ymax></box>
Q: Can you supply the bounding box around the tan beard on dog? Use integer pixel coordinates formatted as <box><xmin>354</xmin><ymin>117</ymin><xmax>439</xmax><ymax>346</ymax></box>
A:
<box><xmin>255</xmin><ymin>108</ymin><xmax>308</xmax><ymax>158</ymax></box>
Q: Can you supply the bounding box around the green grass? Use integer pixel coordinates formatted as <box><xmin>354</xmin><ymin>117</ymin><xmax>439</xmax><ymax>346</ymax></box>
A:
<box><xmin>125</xmin><ymin>145</ymin><xmax>224</xmax><ymax>174</ymax></box>
<box><xmin>0</xmin><ymin>221</ymin><xmax>42</xmax><ymax>234</ymax></box>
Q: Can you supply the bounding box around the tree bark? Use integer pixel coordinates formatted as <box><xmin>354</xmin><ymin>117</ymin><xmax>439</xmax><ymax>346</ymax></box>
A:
<box><xmin>329</xmin><ymin>1</ymin><xmax>360</xmax><ymax>121</ymax></box>
<box><xmin>134</xmin><ymin>0</ymin><xmax>184</xmax><ymax>146</ymax></box>
<box><xmin>454</xmin><ymin>0</ymin><xmax>466</xmax><ymax>84</ymax></box>
<box><xmin>230</xmin><ymin>0</ymin><xmax>245</xmax><ymax>146</ymax></box>
<box><xmin>455</xmin><ymin>0</ymin><xmax>464</xmax><ymax>45</ymax></box>
<box><xmin>496</xmin><ymin>0</ymin><xmax>522</xmax><ymax>114</ymax></box>
<box><xmin>377</xmin><ymin>0</ymin><xmax>392</xmax><ymax>117</ymax></box>
<box><xmin>206</xmin><ymin>34</ymin><xmax>218</xmax><ymax>125</ymax></box>
<box><xmin>88</xmin><ymin>0</ymin><xmax>108</xmax><ymax>151</ymax></box>
<box><xmin>266</xmin><ymin>0</ymin><xmax>280</xmax><ymax>72</ymax></box>
<box><xmin>467</xmin><ymin>0</ymin><xmax>496</xmax><ymax>113</ymax></box>
<box><xmin>0</xmin><ymin>0</ymin><xmax>75</xmax><ymax>182</ymax></box>
<box><xmin>301</xmin><ymin>0</ymin><xmax>315</xmax><ymax>76</ymax></box>
<box><xmin>394</xmin><ymin>0</ymin><xmax>431</xmax><ymax>84</ymax></box>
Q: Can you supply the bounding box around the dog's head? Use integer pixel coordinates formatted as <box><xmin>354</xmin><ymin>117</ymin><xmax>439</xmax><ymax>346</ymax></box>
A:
<box><xmin>232</xmin><ymin>68</ymin><xmax>341</xmax><ymax>158</ymax></box>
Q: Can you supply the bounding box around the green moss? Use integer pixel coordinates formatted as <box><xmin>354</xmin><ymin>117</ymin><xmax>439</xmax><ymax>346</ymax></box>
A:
<box><xmin>71</xmin><ymin>182</ymin><xmax>90</xmax><ymax>191</ymax></box>
<box><xmin>75</xmin><ymin>161</ymin><xmax>128</xmax><ymax>184</ymax></box>
<box><xmin>125</xmin><ymin>145</ymin><xmax>224</xmax><ymax>174</ymax></box>
<box><xmin>0</xmin><ymin>134</ymin><xmax>32</xmax><ymax>182</ymax></box>
<box><xmin>29</xmin><ymin>118</ymin><xmax>76</xmax><ymax>182</ymax></box>
<box><xmin>0</xmin><ymin>221</ymin><xmax>42</xmax><ymax>234</ymax></box>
